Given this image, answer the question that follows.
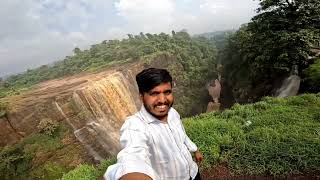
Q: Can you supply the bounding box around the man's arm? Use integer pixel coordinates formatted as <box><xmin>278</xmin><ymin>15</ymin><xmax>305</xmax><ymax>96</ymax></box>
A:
<box><xmin>176</xmin><ymin>112</ymin><xmax>203</xmax><ymax>163</ymax></box>
<box><xmin>104</xmin><ymin>118</ymin><xmax>157</xmax><ymax>180</ymax></box>
<box><xmin>184</xmin><ymin>133</ymin><xmax>203</xmax><ymax>163</ymax></box>
<box><xmin>120</xmin><ymin>173</ymin><xmax>152</xmax><ymax>180</ymax></box>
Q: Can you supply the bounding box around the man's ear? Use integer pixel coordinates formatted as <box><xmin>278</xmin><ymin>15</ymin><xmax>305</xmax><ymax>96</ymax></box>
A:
<box><xmin>139</xmin><ymin>93</ymin><xmax>144</xmax><ymax>102</ymax></box>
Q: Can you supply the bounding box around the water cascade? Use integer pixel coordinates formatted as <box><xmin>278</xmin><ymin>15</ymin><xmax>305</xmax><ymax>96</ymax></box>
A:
<box><xmin>0</xmin><ymin>69</ymin><xmax>142</xmax><ymax>161</ymax></box>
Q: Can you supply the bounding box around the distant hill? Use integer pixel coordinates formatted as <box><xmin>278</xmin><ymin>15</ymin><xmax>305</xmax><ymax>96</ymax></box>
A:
<box><xmin>194</xmin><ymin>30</ymin><xmax>235</xmax><ymax>39</ymax></box>
<box><xmin>194</xmin><ymin>30</ymin><xmax>236</xmax><ymax>50</ymax></box>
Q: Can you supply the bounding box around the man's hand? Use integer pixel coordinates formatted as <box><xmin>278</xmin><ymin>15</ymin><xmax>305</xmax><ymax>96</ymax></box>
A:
<box><xmin>120</xmin><ymin>173</ymin><xmax>152</xmax><ymax>180</ymax></box>
<box><xmin>194</xmin><ymin>150</ymin><xmax>203</xmax><ymax>163</ymax></box>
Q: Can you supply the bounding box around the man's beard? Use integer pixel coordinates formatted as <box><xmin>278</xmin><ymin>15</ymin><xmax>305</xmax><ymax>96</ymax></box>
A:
<box><xmin>144</xmin><ymin>100</ymin><xmax>174</xmax><ymax>120</ymax></box>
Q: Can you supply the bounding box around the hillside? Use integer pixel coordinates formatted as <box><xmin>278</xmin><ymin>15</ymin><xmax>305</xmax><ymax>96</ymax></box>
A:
<box><xmin>0</xmin><ymin>32</ymin><xmax>219</xmax><ymax>179</ymax></box>
<box><xmin>0</xmin><ymin>31</ymin><xmax>218</xmax><ymax>117</ymax></box>
<box><xmin>61</xmin><ymin>93</ymin><xmax>320</xmax><ymax>179</ymax></box>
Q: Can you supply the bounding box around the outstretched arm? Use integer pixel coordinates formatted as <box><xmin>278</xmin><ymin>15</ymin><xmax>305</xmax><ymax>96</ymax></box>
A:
<box><xmin>105</xmin><ymin>118</ymin><xmax>157</xmax><ymax>180</ymax></box>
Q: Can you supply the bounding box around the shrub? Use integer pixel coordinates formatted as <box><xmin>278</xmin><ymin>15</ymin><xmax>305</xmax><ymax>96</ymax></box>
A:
<box><xmin>60</xmin><ymin>164</ymin><xmax>96</xmax><ymax>180</ymax></box>
<box><xmin>0</xmin><ymin>100</ymin><xmax>8</xmax><ymax>118</ymax></box>
<box><xmin>30</xmin><ymin>162</ymin><xmax>67</xmax><ymax>180</ymax></box>
<box><xmin>184</xmin><ymin>94</ymin><xmax>320</xmax><ymax>175</ymax></box>
<box><xmin>0</xmin><ymin>126</ymin><xmax>65</xmax><ymax>179</ymax></box>
<box><xmin>37</xmin><ymin>118</ymin><xmax>58</xmax><ymax>136</ymax></box>
<box><xmin>0</xmin><ymin>144</ymin><xmax>33</xmax><ymax>179</ymax></box>
<box><xmin>61</xmin><ymin>158</ymin><xmax>116</xmax><ymax>180</ymax></box>
<box><xmin>305</xmin><ymin>58</ymin><xmax>320</xmax><ymax>88</ymax></box>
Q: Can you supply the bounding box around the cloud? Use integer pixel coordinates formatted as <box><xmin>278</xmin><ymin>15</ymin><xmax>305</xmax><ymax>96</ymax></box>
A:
<box><xmin>114</xmin><ymin>0</ymin><xmax>175</xmax><ymax>33</ymax></box>
<box><xmin>113</xmin><ymin>0</ymin><xmax>258</xmax><ymax>34</ymax></box>
<box><xmin>0</xmin><ymin>0</ymin><xmax>259</xmax><ymax>77</ymax></box>
<box><xmin>0</xmin><ymin>0</ymin><xmax>115</xmax><ymax>76</ymax></box>
<box><xmin>200</xmin><ymin>0</ymin><xmax>227</xmax><ymax>14</ymax></box>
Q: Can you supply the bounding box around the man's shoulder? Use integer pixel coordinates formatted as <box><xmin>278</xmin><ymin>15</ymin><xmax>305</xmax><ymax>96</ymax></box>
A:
<box><xmin>170</xmin><ymin>107</ymin><xmax>179</xmax><ymax>114</ymax></box>
<box><xmin>121</xmin><ymin>113</ymin><xmax>147</xmax><ymax>131</ymax></box>
<box><xmin>169</xmin><ymin>107</ymin><xmax>181</xmax><ymax>119</ymax></box>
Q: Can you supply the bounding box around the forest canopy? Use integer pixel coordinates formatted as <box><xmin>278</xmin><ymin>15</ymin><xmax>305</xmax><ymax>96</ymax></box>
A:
<box><xmin>220</xmin><ymin>0</ymin><xmax>320</xmax><ymax>101</ymax></box>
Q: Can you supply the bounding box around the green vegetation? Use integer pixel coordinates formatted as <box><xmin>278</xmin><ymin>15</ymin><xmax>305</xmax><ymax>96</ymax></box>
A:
<box><xmin>0</xmin><ymin>125</ymin><xmax>73</xmax><ymax>180</ymax></box>
<box><xmin>0</xmin><ymin>31</ymin><xmax>217</xmax><ymax>116</ymax></box>
<box><xmin>62</xmin><ymin>94</ymin><xmax>320</xmax><ymax>179</ymax></box>
<box><xmin>2</xmin><ymin>0</ymin><xmax>320</xmax><ymax>179</ymax></box>
<box><xmin>195</xmin><ymin>30</ymin><xmax>235</xmax><ymax>50</ymax></box>
<box><xmin>184</xmin><ymin>93</ymin><xmax>320</xmax><ymax>175</ymax></box>
<box><xmin>0</xmin><ymin>100</ymin><xmax>8</xmax><ymax>118</ymax></box>
<box><xmin>37</xmin><ymin>118</ymin><xmax>58</xmax><ymax>136</ymax></box>
<box><xmin>60</xmin><ymin>158</ymin><xmax>116</xmax><ymax>180</ymax></box>
<box><xmin>305</xmin><ymin>58</ymin><xmax>320</xmax><ymax>89</ymax></box>
<box><xmin>220</xmin><ymin>0</ymin><xmax>320</xmax><ymax>101</ymax></box>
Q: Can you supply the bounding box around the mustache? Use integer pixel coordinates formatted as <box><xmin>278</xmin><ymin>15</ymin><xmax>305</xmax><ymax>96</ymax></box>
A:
<box><xmin>154</xmin><ymin>102</ymin><xmax>170</xmax><ymax>106</ymax></box>
<box><xmin>154</xmin><ymin>100</ymin><xmax>174</xmax><ymax>107</ymax></box>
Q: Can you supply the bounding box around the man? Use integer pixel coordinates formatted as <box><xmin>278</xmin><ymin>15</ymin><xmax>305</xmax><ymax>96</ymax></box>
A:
<box><xmin>105</xmin><ymin>68</ymin><xmax>203</xmax><ymax>180</ymax></box>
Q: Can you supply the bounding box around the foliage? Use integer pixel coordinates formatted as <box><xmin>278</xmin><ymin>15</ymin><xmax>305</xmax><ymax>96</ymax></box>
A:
<box><xmin>61</xmin><ymin>158</ymin><xmax>116</xmax><ymax>180</ymax></box>
<box><xmin>249</xmin><ymin>0</ymin><xmax>320</xmax><ymax>71</ymax></box>
<box><xmin>0</xmin><ymin>31</ymin><xmax>218</xmax><ymax>117</ymax></box>
<box><xmin>0</xmin><ymin>125</ymin><xmax>65</xmax><ymax>179</ymax></box>
<box><xmin>60</xmin><ymin>165</ymin><xmax>96</xmax><ymax>180</ymax></box>
<box><xmin>304</xmin><ymin>58</ymin><xmax>320</xmax><ymax>88</ymax></box>
<box><xmin>30</xmin><ymin>162</ymin><xmax>66</xmax><ymax>180</ymax></box>
<box><xmin>0</xmin><ymin>100</ymin><xmax>8</xmax><ymax>118</ymax></box>
<box><xmin>0</xmin><ymin>143</ymin><xmax>33</xmax><ymax>179</ymax></box>
<box><xmin>184</xmin><ymin>93</ymin><xmax>320</xmax><ymax>175</ymax></box>
<box><xmin>63</xmin><ymin>94</ymin><xmax>320</xmax><ymax>178</ymax></box>
<box><xmin>195</xmin><ymin>30</ymin><xmax>235</xmax><ymax>50</ymax></box>
<box><xmin>37</xmin><ymin>118</ymin><xmax>58</xmax><ymax>136</ymax></box>
<box><xmin>220</xmin><ymin>0</ymin><xmax>320</xmax><ymax>101</ymax></box>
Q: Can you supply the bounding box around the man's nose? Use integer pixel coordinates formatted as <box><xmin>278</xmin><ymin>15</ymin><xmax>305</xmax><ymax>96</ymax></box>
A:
<box><xmin>157</xmin><ymin>93</ymin><xmax>166</xmax><ymax>103</ymax></box>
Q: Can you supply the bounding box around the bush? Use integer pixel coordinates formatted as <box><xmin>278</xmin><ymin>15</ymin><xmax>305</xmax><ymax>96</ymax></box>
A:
<box><xmin>305</xmin><ymin>58</ymin><xmax>320</xmax><ymax>88</ymax></box>
<box><xmin>0</xmin><ymin>143</ymin><xmax>33</xmax><ymax>179</ymax></box>
<box><xmin>184</xmin><ymin>94</ymin><xmax>320</xmax><ymax>175</ymax></box>
<box><xmin>30</xmin><ymin>162</ymin><xmax>67</xmax><ymax>180</ymax></box>
<box><xmin>0</xmin><ymin>100</ymin><xmax>8</xmax><ymax>118</ymax></box>
<box><xmin>61</xmin><ymin>158</ymin><xmax>116</xmax><ymax>180</ymax></box>
<box><xmin>61</xmin><ymin>94</ymin><xmax>320</xmax><ymax>178</ymax></box>
<box><xmin>60</xmin><ymin>164</ymin><xmax>96</xmax><ymax>180</ymax></box>
<box><xmin>0</xmin><ymin>126</ymin><xmax>64</xmax><ymax>179</ymax></box>
<box><xmin>37</xmin><ymin>118</ymin><xmax>58</xmax><ymax>136</ymax></box>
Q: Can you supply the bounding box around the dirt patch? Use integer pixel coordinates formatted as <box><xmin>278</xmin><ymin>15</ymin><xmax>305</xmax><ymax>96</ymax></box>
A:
<box><xmin>201</xmin><ymin>164</ymin><xmax>320</xmax><ymax>180</ymax></box>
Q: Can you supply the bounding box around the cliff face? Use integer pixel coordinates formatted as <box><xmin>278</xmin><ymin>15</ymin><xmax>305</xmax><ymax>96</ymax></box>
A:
<box><xmin>0</xmin><ymin>62</ymin><xmax>144</xmax><ymax>161</ymax></box>
<box><xmin>0</xmin><ymin>53</ymin><xmax>201</xmax><ymax>162</ymax></box>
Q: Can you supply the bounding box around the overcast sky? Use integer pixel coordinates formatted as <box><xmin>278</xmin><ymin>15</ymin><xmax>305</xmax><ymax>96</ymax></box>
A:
<box><xmin>0</xmin><ymin>0</ymin><xmax>259</xmax><ymax>77</ymax></box>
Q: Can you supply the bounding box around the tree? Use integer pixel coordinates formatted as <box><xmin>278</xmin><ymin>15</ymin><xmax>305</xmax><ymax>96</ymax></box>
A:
<box><xmin>220</xmin><ymin>0</ymin><xmax>320</xmax><ymax>102</ymax></box>
<box><xmin>73</xmin><ymin>47</ymin><xmax>81</xmax><ymax>55</ymax></box>
<box><xmin>247</xmin><ymin>0</ymin><xmax>320</xmax><ymax>74</ymax></box>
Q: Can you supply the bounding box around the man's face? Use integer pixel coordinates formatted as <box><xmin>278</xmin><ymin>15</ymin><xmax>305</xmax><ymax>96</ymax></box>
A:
<box><xmin>140</xmin><ymin>82</ymin><xmax>174</xmax><ymax>121</ymax></box>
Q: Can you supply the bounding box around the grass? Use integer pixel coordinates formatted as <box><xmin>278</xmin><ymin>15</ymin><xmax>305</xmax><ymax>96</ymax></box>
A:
<box><xmin>184</xmin><ymin>93</ymin><xmax>320</xmax><ymax>175</ymax></box>
<box><xmin>0</xmin><ymin>125</ymin><xmax>69</xmax><ymax>180</ymax></box>
<box><xmin>63</xmin><ymin>93</ymin><xmax>320</xmax><ymax>179</ymax></box>
<box><xmin>60</xmin><ymin>158</ymin><xmax>116</xmax><ymax>180</ymax></box>
<box><xmin>3</xmin><ymin>94</ymin><xmax>320</xmax><ymax>179</ymax></box>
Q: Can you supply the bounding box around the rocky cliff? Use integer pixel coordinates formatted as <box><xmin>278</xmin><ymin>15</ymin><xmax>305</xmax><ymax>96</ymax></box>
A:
<box><xmin>0</xmin><ymin>62</ymin><xmax>145</xmax><ymax>162</ymax></box>
<box><xmin>0</xmin><ymin>53</ymin><xmax>190</xmax><ymax>163</ymax></box>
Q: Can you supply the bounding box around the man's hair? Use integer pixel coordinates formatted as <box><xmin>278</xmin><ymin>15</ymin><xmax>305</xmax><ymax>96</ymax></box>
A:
<box><xmin>136</xmin><ymin>68</ymin><xmax>172</xmax><ymax>94</ymax></box>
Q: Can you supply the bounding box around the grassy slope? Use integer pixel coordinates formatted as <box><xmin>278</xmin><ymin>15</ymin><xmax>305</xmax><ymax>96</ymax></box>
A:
<box><xmin>61</xmin><ymin>93</ymin><xmax>320</xmax><ymax>179</ymax></box>
<box><xmin>0</xmin><ymin>125</ymin><xmax>93</xmax><ymax>180</ymax></box>
<box><xmin>185</xmin><ymin>93</ymin><xmax>320</xmax><ymax>175</ymax></box>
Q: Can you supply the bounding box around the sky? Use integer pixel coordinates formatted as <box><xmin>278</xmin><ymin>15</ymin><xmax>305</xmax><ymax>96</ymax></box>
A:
<box><xmin>0</xmin><ymin>0</ymin><xmax>259</xmax><ymax>77</ymax></box>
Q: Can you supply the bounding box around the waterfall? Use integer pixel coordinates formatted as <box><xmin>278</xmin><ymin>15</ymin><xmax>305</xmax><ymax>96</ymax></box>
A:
<box><xmin>59</xmin><ymin>71</ymin><xmax>141</xmax><ymax>160</ymax></box>
<box><xmin>275</xmin><ymin>66</ymin><xmax>301</xmax><ymax>98</ymax></box>
<box><xmin>275</xmin><ymin>75</ymin><xmax>301</xmax><ymax>98</ymax></box>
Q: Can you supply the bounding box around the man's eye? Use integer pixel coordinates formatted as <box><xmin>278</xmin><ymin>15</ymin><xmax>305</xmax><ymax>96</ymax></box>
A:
<box><xmin>164</xmin><ymin>90</ymin><xmax>172</xmax><ymax>95</ymax></box>
<box><xmin>150</xmin><ymin>92</ymin><xmax>158</xmax><ymax>96</ymax></box>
